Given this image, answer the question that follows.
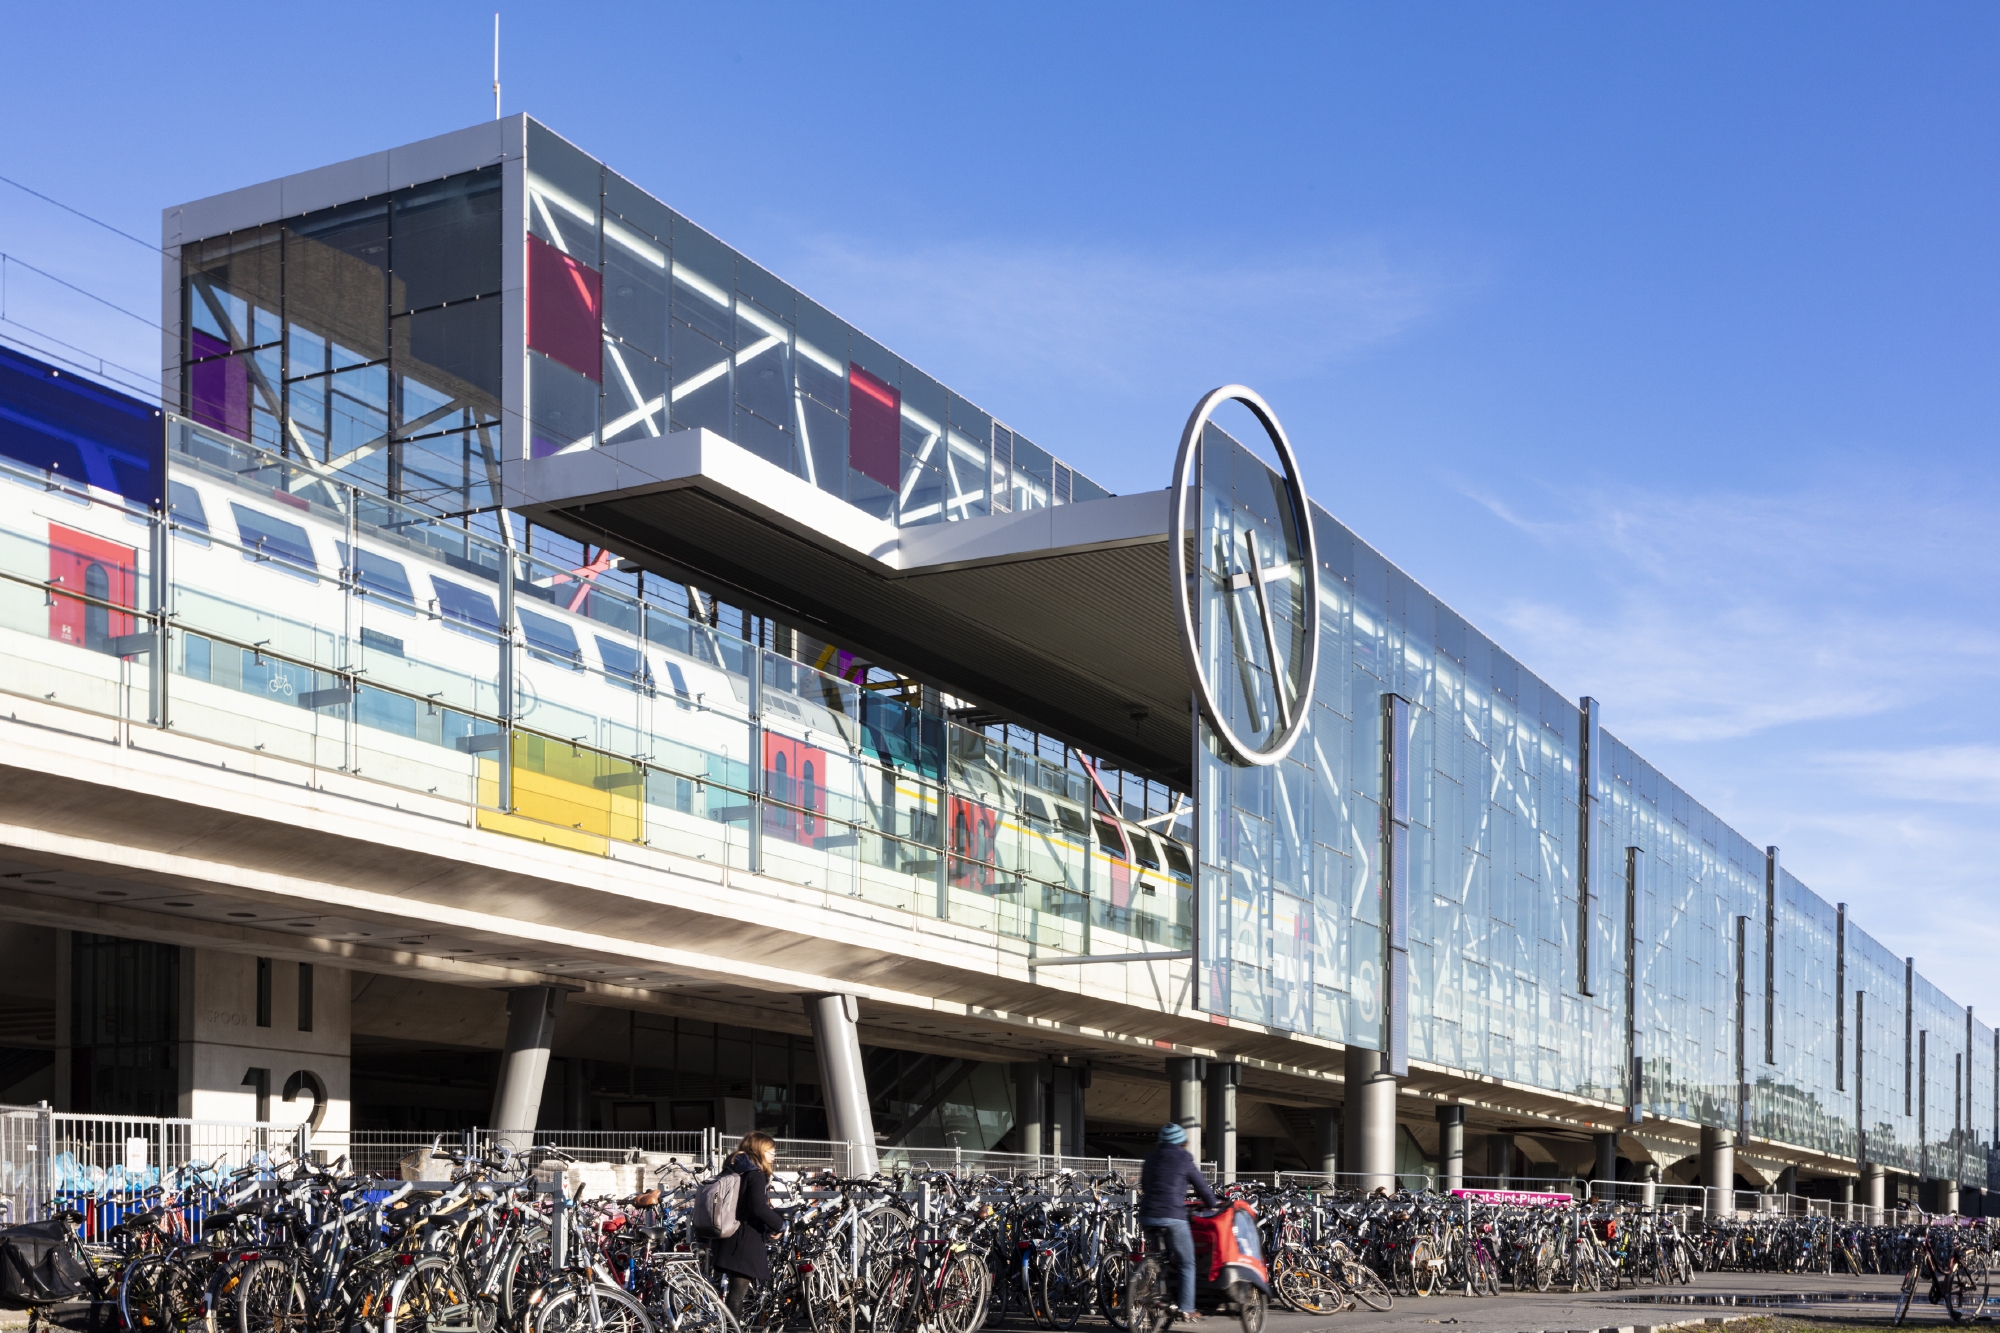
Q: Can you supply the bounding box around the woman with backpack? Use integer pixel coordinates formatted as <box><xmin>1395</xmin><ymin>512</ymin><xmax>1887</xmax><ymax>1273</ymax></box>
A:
<box><xmin>706</xmin><ymin>1131</ymin><xmax>785</xmax><ymax>1320</ymax></box>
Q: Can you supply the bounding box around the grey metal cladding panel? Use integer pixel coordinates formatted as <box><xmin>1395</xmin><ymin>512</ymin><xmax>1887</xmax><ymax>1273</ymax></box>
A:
<box><xmin>171</xmin><ymin>118</ymin><xmax>521</xmax><ymax>242</ymax></box>
<box><xmin>169</xmin><ymin>180</ymin><xmax>284</xmax><ymax>245</ymax></box>
<box><xmin>557</xmin><ymin>490</ymin><xmax>1191</xmax><ymax>779</ymax></box>
<box><xmin>281</xmin><ymin>151</ymin><xmax>393</xmax><ymax>220</ymax></box>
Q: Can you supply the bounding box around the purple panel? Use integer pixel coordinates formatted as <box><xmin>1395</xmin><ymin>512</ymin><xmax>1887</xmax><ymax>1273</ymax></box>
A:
<box><xmin>188</xmin><ymin>330</ymin><xmax>250</xmax><ymax>441</ymax></box>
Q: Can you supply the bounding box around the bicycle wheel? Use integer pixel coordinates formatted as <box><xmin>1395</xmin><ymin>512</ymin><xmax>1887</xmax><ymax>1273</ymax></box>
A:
<box><xmin>389</xmin><ymin>1258</ymin><xmax>481</xmax><ymax>1333</ymax></box>
<box><xmin>1410</xmin><ymin>1241</ymin><xmax>1438</xmax><ymax>1298</ymax></box>
<box><xmin>1234</xmin><ymin>1286</ymin><xmax>1265</xmax><ymax>1333</ymax></box>
<box><xmin>532</xmin><ymin>1283</ymin><xmax>654</xmax><ymax>1333</ymax></box>
<box><xmin>1895</xmin><ymin>1265</ymin><xmax>1918</xmax><ymax>1327</ymax></box>
<box><xmin>1097</xmin><ymin>1252</ymin><xmax>1131</xmax><ymax>1331</ymax></box>
<box><xmin>502</xmin><ymin>1232</ymin><xmax>554</xmax><ymax>1332</ymax></box>
<box><xmin>1472</xmin><ymin>1251</ymin><xmax>1499</xmax><ymax>1298</ymax></box>
<box><xmin>1342</xmin><ymin>1262</ymin><xmax>1393</xmax><ymax>1313</ymax></box>
<box><xmin>659</xmin><ymin>1264</ymin><xmax>737</xmax><ymax>1333</ymax></box>
<box><xmin>118</xmin><ymin>1254</ymin><xmax>173</xmax><ymax>1332</ymax></box>
<box><xmin>939</xmin><ymin>1249</ymin><xmax>993</xmax><ymax>1333</ymax></box>
<box><xmin>1272</xmin><ymin>1265</ymin><xmax>1339</xmax><ymax>1316</ymax></box>
<box><xmin>236</xmin><ymin>1260</ymin><xmax>305</xmax><ymax>1333</ymax></box>
<box><xmin>1039</xmin><ymin>1249</ymin><xmax>1088</xmax><ymax>1331</ymax></box>
<box><xmin>873</xmin><ymin>1264</ymin><xmax>920</xmax><ymax>1333</ymax></box>
<box><xmin>1125</xmin><ymin>1258</ymin><xmax>1172</xmax><ymax>1333</ymax></box>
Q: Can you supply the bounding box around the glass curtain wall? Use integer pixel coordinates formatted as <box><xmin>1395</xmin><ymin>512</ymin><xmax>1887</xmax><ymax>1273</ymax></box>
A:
<box><xmin>179</xmin><ymin>169</ymin><xmax>503</xmax><ymax>516</ymax></box>
<box><xmin>1191</xmin><ymin>424</ymin><xmax>1990</xmax><ymax>1185</ymax></box>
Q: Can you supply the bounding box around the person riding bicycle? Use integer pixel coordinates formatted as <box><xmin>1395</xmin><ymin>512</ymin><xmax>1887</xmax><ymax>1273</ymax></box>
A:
<box><xmin>1139</xmin><ymin>1121</ymin><xmax>1219</xmax><ymax>1321</ymax></box>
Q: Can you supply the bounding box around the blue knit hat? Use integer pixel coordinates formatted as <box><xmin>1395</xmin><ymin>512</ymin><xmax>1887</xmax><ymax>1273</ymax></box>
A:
<box><xmin>1159</xmin><ymin>1122</ymin><xmax>1187</xmax><ymax>1145</ymax></box>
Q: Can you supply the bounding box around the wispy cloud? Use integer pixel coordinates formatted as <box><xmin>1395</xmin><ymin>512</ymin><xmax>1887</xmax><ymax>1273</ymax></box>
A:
<box><xmin>769</xmin><ymin>232</ymin><xmax>1470</xmax><ymax>423</ymax></box>
<box><xmin>1472</xmin><ymin>469</ymin><xmax>2000</xmax><ymax>742</ymax></box>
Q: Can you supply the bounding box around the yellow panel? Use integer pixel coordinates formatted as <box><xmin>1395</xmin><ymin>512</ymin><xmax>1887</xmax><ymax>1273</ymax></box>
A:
<box><xmin>472</xmin><ymin>737</ymin><xmax>643</xmax><ymax>855</ymax></box>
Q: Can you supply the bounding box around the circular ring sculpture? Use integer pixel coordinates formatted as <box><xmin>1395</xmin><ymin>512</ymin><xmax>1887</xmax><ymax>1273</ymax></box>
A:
<box><xmin>1169</xmin><ymin>385</ymin><xmax>1320</xmax><ymax>767</ymax></box>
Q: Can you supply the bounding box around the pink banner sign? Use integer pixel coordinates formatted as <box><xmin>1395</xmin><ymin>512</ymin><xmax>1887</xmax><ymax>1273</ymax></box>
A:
<box><xmin>1451</xmin><ymin>1188</ymin><xmax>1574</xmax><ymax>1206</ymax></box>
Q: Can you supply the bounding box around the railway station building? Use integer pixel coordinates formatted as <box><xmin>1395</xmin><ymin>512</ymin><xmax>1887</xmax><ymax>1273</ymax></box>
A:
<box><xmin>0</xmin><ymin>115</ymin><xmax>1991</xmax><ymax>1216</ymax></box>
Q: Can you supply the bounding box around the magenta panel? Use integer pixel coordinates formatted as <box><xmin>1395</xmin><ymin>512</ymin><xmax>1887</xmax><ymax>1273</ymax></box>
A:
<box><xmin>847</xmin><ymin>363</ymin><xmax>900</xmax><ymax>491</ymax></box>
<box><xmin>527</xmin><ymin>235</ymin><xmax>603</xmax><ymax>384</ymax></box>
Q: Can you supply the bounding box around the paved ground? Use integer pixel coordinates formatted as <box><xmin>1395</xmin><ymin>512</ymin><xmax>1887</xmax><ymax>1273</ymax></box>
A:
<box><xmin>1241</xmin><ymin>1271</ymin><xmax>1994</xmax><ymax>1333</ymax></box>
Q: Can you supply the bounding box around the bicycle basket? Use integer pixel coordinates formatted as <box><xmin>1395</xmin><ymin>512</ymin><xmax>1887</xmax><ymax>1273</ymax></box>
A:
<box><xmin>0</xmin><ymin>1220</ymin><xmax>90</xmax><ymax>1309</ymax></box>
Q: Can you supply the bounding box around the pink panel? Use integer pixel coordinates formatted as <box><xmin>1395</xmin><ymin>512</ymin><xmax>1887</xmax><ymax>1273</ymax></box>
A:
<box><xmin>847</xmin><ymin>363</ymin><xmax>900</xmax><ymax>490</ymax></box>
<box><xmin>527</xmin><ymin>235</ymin><xmax>603</xmax><ymax>383</ymax></box>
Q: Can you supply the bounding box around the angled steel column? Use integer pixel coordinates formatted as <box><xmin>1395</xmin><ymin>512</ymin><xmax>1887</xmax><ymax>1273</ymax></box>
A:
<box><xmin>1205</xmin><ymin>1062</ymin><xmax>1239</xmax><ymax>1182</ymax></box>
<box><xmin>807</xmin><ymin>993</ymin><xmax>877</xmax><ymax>1175</ymax></box>
<box><xmin>491</xmin><ymin>985</ymin><xmax>567</xmax><ymax>1148</ymax></box>
<box><xmin>1436</xmin><ymin>1104</ymin><xmax>1465</xmax><ymax>1193</ymax></box>
<box><xmin>1013</xmin><ymin>1061</ymin><xmax>1047</xmax><ymax>1158</ymax></box>
<box><xmin>1594</xmin><ymin>1132</ymin><xmax>1620</xmax><ymax>1196</ymax></box>
<box><xmin>1314</xmin><ymin>1107</ymin><xmax>1340</xmax><ymax>1178</ymax></box>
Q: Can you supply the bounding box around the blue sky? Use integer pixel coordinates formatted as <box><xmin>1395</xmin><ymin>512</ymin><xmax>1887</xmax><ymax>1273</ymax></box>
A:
<box><xmin>2</xmin><ymin>3</ymin><xmax>1996</xmax><ymax>1011</ymax></box>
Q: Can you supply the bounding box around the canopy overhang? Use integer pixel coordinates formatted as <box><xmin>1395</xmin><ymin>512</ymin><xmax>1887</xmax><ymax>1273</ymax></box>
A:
<box><xmin>504</xmin><ymin>430</ymin><xmax>1194</xmax><ymax>785</ymax></box>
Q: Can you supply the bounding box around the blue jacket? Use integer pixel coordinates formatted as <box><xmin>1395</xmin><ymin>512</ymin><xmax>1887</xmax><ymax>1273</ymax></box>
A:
<box><xmin>1138</xmin><ymin>1142</ymin><xmax>1218</xmax><ymax>1222</ymax></box>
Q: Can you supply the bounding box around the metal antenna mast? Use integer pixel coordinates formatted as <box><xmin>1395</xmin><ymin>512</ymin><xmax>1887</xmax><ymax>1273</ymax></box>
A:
<box><xmin>492</xmin><ymin>14</ymin><xmax>501</xmax><ymax>120</ymax></box>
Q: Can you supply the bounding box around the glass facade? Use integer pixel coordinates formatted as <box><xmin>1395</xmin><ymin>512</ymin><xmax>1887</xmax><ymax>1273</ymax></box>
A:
<box><xmin>516</xmin><ymin>121</ymin><xmax>1106</xmax><ymax>526</ymax></box>
<box><xmin>1195</xmin><ymin>428</ymin><xmax>1995</xmax><ymax>1185</ymax></box>
<box><xmin>128</xmin><ymin>115</ymin><xmax>2000</xmax><ymax>1188</ymax></box>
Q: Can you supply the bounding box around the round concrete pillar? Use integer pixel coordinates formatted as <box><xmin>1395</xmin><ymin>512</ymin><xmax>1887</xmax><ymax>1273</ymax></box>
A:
<box><xmin>1166</xmin><ymin>1056</ymin><xmax>1204</xmax><ymax>1163</ymax></box>
<box><xmin>1862</xmin><ymin>1162</ymin><xmax>1887</xmax><ymax>1223</ymax></box>
<box><xmin>1343</xmin><ymin>1045</ymin><xmax>1397</xmax><ymax>1192</ymax></box>
<box><xmin>1700</xmin><ymin>1125</ymin><xmax>1736</xmax><ymax>1217</ymax></box>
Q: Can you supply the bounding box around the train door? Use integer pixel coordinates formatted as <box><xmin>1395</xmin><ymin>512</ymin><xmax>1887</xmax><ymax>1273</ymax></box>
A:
<box><xmin>949</xmin><ymin>795</ymin><xmax>1000</xmax><ymax>892</ymax></box>
<box><xmin>763</xmin><ymin>733</ymin><xmax>828</xmax><ymax>844</ymax></box>
<box><xmin>48</xmin><ymin>524</ymin><xmax>137</xmax><ymax>653</ymax></box>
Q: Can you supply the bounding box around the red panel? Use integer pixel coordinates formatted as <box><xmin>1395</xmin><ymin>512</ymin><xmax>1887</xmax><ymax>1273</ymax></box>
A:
<box><xmin>48</xmin><ymin>524</ymin><xmax>137</xmax><ymax>651</ymax></box>
<box><xmin>847</xmin><ymin>364</ymin><xmax>901</xmax><ymax>490</ymax></box>
<box><xmin>527</xmin><ymin>235</ymin><xmax>603</xmax><ymax>383</ymax></box>
<box><xmin>949</xmin><ymin>796</ymin><xmax>1001</xmax><ymax>892</ymax></box>
<box><xmin>763</xmin><ymin>733</ymin><xmax>829</xmax><ymax>845</ymax></box>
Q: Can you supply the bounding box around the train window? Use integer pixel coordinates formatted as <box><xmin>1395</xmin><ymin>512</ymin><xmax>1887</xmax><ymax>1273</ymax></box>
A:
<box><xmin>359</xmin><ymin>626</ymin><xmax>404</xmax><ymax>657</ymax></box>
<box><xmin>1020</xmin><ymin>792</ymin><xmax>1050</xmax><ymax>825</ymax></box>
<box><xmin>335</xmin><ymin>542</ymin><xmax>415</xmax><ymax>603</ymax></box>
<box><xmin>229</xmin><ymin>504</ymin><xmax>317</xmax><ymax>577</ymax></box>
<box><xmin>1164</xmin><ymin>841</ymin><xmax>1193</xmax><ymax>879</ymax></box>
<box><xmin>518</xmin><ymin>607</ymin><xmax>582</xmax><ymax>667</ymax></box>
<box><xmin>431</xmin><ymin>576</ymin><xmax>500</xmax><ymax>633</ymax></box>
<box><xmin>1095</xmin><ymin>819</ymin><xmax>1125</xmax><ymax>858</ymax></box>
<box><xmin>1054</xmin><ymin>804</ymin><xmax>1089</xmax><ymax>838</ymax></box>
<box><xmin>1129</xmin><ymin>832</ymin><xmax>1162</xmax><ymax>870</ymax></box>
<box><xmin>595</xmin><ymin>636</ymin><xmax>653</xmax><ymax>692</ymax></box>
<box><xmin>167</xmin><ymin>481</ymin><xmax>210</xmax><ymax>545</ymax></box>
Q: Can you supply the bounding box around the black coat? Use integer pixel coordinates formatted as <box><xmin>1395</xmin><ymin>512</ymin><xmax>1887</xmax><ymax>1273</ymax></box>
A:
<box><xmin>711</xmin><ymin>1153</ymin><xmax>785</xmax><ymax>1282</ymax></box>
<box><xmin>1137</xmin><ymin>1143</ymin><xmax>1217</xmax><ymax>1222</ymax></box>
